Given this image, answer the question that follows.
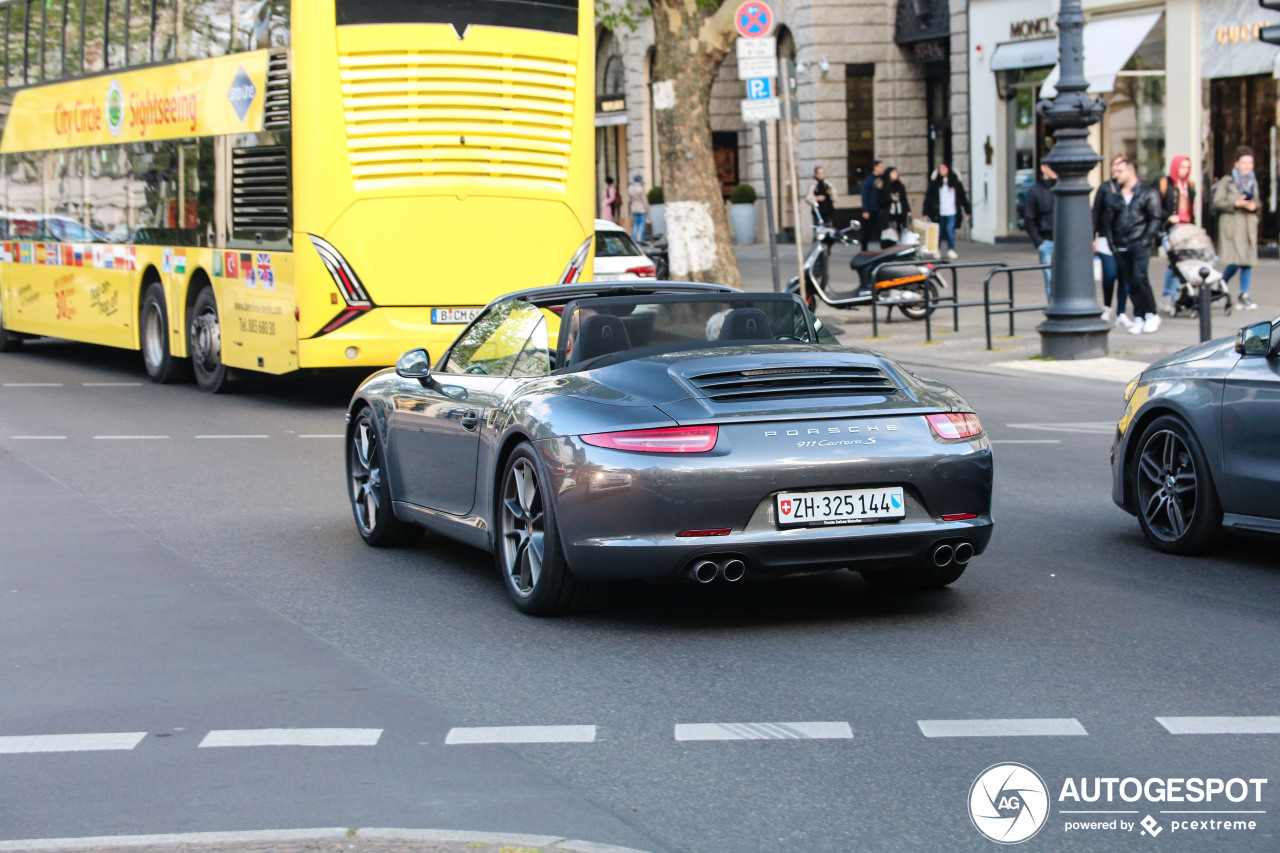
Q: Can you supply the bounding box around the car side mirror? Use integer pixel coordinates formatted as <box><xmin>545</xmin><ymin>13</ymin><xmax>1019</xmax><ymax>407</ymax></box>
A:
<box><xmin>395</xmin><ymin>348</ymin><xmax>433</xmax><ymax>385</ymax></box>
<box><xmin>1234</xmin><ymin>322</ymin><xmax>1273</xmax><ymax>357</ymax></box>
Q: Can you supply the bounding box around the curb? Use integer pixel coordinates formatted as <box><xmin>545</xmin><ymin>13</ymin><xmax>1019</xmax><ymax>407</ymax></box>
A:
<box><xmin>0</xmin><ymin>829</ymin><xmax>654</xmax><ymax>853</ymax></box>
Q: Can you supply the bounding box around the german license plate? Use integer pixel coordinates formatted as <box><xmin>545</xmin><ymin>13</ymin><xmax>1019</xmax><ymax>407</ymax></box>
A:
<box><xmin>431</xmin><ymin>307</ymin><xmax>481</xmax><ymax>324</ymax></box>
<box><xmin>776</xmin><ymin>487</ymin><xmax>905</xmax><ymax>527</ymax></box>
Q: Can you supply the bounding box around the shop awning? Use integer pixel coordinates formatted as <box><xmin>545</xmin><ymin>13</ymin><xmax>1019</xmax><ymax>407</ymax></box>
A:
<box><xmin>1039</xmin><ymin>11</ymin><xmax>1161</xmax><ymax>98</ymax></box>
<box><xmin>990</xmin><ymin>38</ymin><xmax>1059</xmax><ymax>72</ymax></box>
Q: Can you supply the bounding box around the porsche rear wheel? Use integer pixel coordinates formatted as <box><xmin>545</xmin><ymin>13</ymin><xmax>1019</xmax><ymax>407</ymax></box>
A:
<box><xmin>348</xmin><ymin>408</ymin><xmax>421</xmax><ymax>547</ymax></box>
<box><xmin>1131</xmin><ymin>415</ymin><xmax>1221</xmax><ymax>554</ymax></box>
<box><xmin>497</xmin><ymin>443</ymin><xmax>594</xmax><ymax>615</ymax></box>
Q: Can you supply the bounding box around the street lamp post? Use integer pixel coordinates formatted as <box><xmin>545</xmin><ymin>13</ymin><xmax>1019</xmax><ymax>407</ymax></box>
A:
<box><xmin>1035</xmin><ymin>0</ymin><xmax>1110</xmax><ymax>359</ymax></box>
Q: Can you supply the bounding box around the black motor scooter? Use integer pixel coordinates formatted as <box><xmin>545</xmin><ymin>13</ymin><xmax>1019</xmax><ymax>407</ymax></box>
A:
<box><xmin>787</xmin><ymin>203</ymin><xmax>941</xmax><ymax>320</ymax></box>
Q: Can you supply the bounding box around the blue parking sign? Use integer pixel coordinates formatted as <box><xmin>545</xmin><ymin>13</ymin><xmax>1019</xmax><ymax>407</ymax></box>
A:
<box><xmin>747</xmin><ymin>77</ymin><xmax>772</xmax><ymax>100</ymax></box>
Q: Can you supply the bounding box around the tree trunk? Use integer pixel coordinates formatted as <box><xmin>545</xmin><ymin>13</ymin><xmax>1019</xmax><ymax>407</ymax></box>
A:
<box><xmin>649</xmin><ymin>0</ymin><xmax>741</xmax><ymax>287</ymax></box>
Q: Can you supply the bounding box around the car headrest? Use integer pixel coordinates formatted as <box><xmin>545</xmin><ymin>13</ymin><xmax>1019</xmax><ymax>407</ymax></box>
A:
<box><xmin>574</xmin><ymin>314</ymin><xmax>632</xmax><ymax>363</ymax></box>
<box><xmin>717</xmin><ymin>307</ymin><xmax>773</xmax><ymax>341</ymax></box>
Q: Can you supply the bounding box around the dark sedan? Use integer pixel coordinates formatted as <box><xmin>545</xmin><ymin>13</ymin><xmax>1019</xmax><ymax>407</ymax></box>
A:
<box><xmin>346</xmin><ymin>282</ymin><xmax>993</xmax><ymax>613</ymax></box>
<box><xmin>1112</xmin><ymin>315</ymin><xmax>1280</xmax><ymax>553</ymax></box>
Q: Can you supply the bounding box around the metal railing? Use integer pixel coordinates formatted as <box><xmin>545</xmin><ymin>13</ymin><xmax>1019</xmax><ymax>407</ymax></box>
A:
<box><xmin>981</xmin><ymin>263</ymin><xmax>1050</xmax><ymax>350</ymax></box>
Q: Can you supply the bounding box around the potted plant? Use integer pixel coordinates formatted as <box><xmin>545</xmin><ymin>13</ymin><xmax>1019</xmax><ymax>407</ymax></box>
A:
<box><xmin>730</xmin><ymin>183</ymin><xmax>757</xmax><ymax>245</ymax></box>
<box><xmin>647</xmin><ymin>186</ymin><xmax>665</xmax><ymax>238</ymax></box>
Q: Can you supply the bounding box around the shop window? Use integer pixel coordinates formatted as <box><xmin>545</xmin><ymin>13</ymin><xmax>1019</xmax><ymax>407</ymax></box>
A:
<box><xmin>1106</xmin><ymin>14</ymin><xmax>1166</xmax><ymax>185</ymax></box>
<box><xmin>83</xmin><ymin>0</ymin><xmax>105</xmax><ymax>73</ymax></box>
<box><xmin>845</xmin><ymin>63</ymin><xmax>875</xmax><ymax>197</ymax></box>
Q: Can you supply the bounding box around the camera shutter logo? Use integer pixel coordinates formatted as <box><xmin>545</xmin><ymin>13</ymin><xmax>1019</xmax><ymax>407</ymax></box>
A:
<box><xmin>105</xmin><ymin>80</ymin><xmax>125</xmax><ymax>138</ymax></box>
<box><xmin>969</xmin><ymin>763</ymin><xmax>1050</xmax><ymax>844</ymax></box>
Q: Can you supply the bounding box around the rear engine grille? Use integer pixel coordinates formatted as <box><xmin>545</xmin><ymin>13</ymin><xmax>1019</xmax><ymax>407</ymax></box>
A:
<box><xmin>687</xmin><ymin>366</ymin><xmax>899</xmax><ymax>402</ymax></box>
<box><xmin>338</xmin><ymin>49</ymin><xmax>576</xmax><ymax>194</ymax></box>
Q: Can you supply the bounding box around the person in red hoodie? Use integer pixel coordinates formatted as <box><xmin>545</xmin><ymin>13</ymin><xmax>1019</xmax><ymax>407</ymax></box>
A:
<box><xmin>1158</xmin><ymin>155</ymin><xmax>1196</xmax><ymax>314</ymax></box>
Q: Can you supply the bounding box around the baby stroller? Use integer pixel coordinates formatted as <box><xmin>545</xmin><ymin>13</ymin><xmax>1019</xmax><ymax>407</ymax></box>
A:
<box><xmin>1165</xmin><ymin>224</ymin><xmax>1232</xmax><ymax>317</ymax></box>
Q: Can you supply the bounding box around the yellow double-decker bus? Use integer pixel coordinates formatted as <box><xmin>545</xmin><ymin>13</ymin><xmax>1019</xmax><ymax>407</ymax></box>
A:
<box><xmin>0</xmin><ymin>0</ymin><xmax>594</xmax><ymax>391</ymax></box>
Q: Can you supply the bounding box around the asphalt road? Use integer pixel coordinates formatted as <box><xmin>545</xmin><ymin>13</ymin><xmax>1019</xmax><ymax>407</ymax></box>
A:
<box><xmin>1</xmin><ymin>340</ymin><xmax>1278</xmax><ymax>852</ymax></box>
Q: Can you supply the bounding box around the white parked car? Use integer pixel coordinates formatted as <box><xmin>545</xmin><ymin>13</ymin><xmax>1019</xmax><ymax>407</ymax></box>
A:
<box><xmin>591</xmin><ymin>219</ymin><xmax>656</xmax><ymax>281</ymax></box>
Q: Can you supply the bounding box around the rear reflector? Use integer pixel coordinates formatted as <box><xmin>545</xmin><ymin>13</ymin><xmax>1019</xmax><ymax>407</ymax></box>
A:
<box><xmin>926</xmin><ymin>413</ymin><xmax>983</xmax><ymax>440</ymax></box>
<box><xmin>677</xmin><ymin>528</ymin><xmax>731</xmax><ymax>537</ymax></box>
<box><xmin>581</xmin><ymin>425</ymin><xmax>718</xmax><ymax>453</ymax></box>
<box><xmin>941</xmin><ymin>513</ymin><xmax>978</xmax><ymax>521</ymax></box>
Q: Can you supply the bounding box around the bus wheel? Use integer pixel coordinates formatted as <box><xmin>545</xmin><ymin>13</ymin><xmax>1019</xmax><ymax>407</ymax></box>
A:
<box><xmin>0</xmin><ymin>294</ymin><xmax>22</xmax><ymax>352</ymax></box>
<box><xmin>140</xmin><ymin>283</ymin><xmax>190</xmax><ymax>383</ymax></box>
<box><xmin>189</xmin><ymin>286</ymin><xmax>230</xmax><ymax>393</ymax></box>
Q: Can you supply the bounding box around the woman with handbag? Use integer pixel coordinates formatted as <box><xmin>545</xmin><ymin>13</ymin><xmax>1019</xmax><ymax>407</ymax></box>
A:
<box><xmin>875</xmin><ymin>166</ymin><xmax>910</xmax><ymax>248</ymax></box>
<box><xmin>601</xmin><ymin>176</ymin><xmax>619</xmax><ymax>223</ymax></box>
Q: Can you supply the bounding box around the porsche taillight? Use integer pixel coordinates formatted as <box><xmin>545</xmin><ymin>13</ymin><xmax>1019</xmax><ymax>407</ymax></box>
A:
<box><xmin>925</xmin><ymin>413</ymin><xmax>984</xmax><ymax>440</ymax></box>
<box><xmin>581</xmin><ymin>425</ymin><xmax>718</xmax><ymax>453</ymax></box>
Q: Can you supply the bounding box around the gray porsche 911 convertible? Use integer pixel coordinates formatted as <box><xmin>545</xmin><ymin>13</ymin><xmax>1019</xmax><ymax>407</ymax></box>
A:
<box><xmin>345</xmin><ymin>282</ymin><xmax>993</xmax><ymax>613</ymax></box>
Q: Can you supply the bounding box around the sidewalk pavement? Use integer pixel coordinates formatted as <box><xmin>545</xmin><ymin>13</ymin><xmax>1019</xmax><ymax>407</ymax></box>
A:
<box><xmin>734</xmin><ymin>238</ymin><xmax>1274</xmax><ymax>381</ymax></box>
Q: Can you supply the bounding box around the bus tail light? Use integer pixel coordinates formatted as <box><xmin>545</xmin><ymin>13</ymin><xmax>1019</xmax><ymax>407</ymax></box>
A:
<box><xmin>557</xmin><ymin>236</ymin><xmax>594</xmax><ymax>284</ymax></box>
<box><xmin>308</xmin><ymin>235</ymin><xmax>374</xmax><ymax>336</ymax></box>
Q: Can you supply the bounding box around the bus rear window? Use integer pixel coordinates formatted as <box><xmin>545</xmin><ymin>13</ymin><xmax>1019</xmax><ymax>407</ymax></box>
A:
<box><xmin>336</xmin><ymin>0</ymin><xmax>579</xmax><ymax>35</ymax></box>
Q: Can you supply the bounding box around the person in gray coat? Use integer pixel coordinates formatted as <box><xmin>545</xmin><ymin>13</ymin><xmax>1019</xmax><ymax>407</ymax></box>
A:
<box><xmin>1211</xmin><ymin>146</ymin><xmax>1260</xmax><ymax>311</ymax></box>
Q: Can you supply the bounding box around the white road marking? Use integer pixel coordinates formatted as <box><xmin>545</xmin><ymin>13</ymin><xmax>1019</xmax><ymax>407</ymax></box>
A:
<box><xmin>9</xmin><ymin>436</ymin><xmax>66</xmax><ymax>440</ymax></box>
<box><xmin>2</xmin><ymin>382</ymin><xmax>63</xmax><ymax>387</ymax></box>
<box><xmin>918</xmin><ymin>718</ymin><xmax>1088</xmax><ymax>738</ymax></box>
<box><xmin>299</xmin><ymin>434</ymin><xmax>344</xmax><ymax>439</ymax></box>
<box><xmin>0</xmin><ymin>732</ymin><xmax>147</xmax><ymax>753</ymax></box>
<box><xmin>674</xmin><ymin>722</ymin><xmax>853</xmax><ymax>741</ymax></box>
<box><xmin>195</xmin><ymin>434</ymin><xmax>270</xmax><ymax>439</ymax></box>
<box><xmin>1006</xmin><ymin>422</ymin><xmax>1116</xmax><ymax>434</ymax></box>
<box><xmin>93</xmin><ymin>435</ymin><xmax>169</xmax><ymax>440</ymax></box>
<box><xmin>445</xmin><ymin>725</ymin><xmax>597</xmax><ymax>745</ymax></box>
<box><xmin>198</xmin><ymin>728</ymin><xmax>383</xmax><ymax>747</ymax></box>
<box><xmin>989</xmin><ymin>439</ymin><xmax>1061</xmax><ymax>444</ymax></box>
<box><xmin>1157</xmin><ymin>716</ymin><xmax>1280</xmax><ymax>735</ymax></box>
<box><xmin>82</xmin><ymin>382</ymin><xmax>143</xmax><ymax>387</ymax></box>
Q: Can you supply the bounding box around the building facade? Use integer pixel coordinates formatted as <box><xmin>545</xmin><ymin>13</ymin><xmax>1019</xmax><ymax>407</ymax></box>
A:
<box><xmin>596</xmin><ymin>0</ymin><xmax>970</xmax><ymax>242</ymax></box>
<box><xmin>968</xmin><ymin>0</ymin><xmax>1280</xmax><ymax>244</ymax></box>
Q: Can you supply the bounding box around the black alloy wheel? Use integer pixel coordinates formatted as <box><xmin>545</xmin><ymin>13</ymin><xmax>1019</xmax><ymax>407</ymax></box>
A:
<box><xmin>347</xmin><ymin>408</ymin><xmax>420</xmax><ymax>547</ymax></box>
<box><xmin>140</xmin><ymin>282</ymin><xmax>191</xmax><ymax>383</ymax></box>
<box><xmin>1131</xmin><ymin>415</ymin><xmax>1221</xmax><ymax>554</ymax></box>
<box><xmin>188</xmin><ymin>285</ymin><xmax>230</xmax><ymax>393</ymax></box>
<box><xmin>496</xmin><ymin>443</ymin><xmax>594</xmax><ymax>615</ymax></box>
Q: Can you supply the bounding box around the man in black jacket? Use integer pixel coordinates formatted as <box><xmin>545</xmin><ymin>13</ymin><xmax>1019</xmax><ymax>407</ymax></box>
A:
<box><xmin>1024</xmin><ymin>163</ymin><xmax>1056</xmax><ymax>301</ymax></box>
<box><xmin>1100</xmin><ymin>155</ymin><xmax>1163</xmax><ymax>334</ymax></box>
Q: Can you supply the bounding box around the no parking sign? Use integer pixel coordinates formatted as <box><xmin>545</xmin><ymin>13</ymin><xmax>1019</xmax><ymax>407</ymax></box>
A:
<box><xmin>734</xmin><ymin>0</ymin><xmax>773</xmax><ymax>38</ymax></box>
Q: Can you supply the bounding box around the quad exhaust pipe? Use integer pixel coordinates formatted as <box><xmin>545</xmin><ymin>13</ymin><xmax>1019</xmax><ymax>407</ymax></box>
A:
<box><xmin>931</xmin><ymin>544</ymin><xmax>954</xmax><ymax>567</ymax></box>
<box><xmin>954</xmin><ymin>541</ymin><xmax>974</xmax><ymax>565</ymax></box>
<box><xmin>689</xmin><ymin>557</ymin><xmax>748</xmax><ymax>583</ymax></box>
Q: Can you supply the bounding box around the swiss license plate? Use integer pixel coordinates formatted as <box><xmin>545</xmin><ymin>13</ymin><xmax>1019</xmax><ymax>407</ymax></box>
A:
<box><xmin>431</xmin><ymin>307</ymin><xmax>481</xmax><ymax>324</ymax></box>
<box><xmin>776</xmin><ymin>487</ymin><xmax>905</xmax><ymax>527</ymax></box>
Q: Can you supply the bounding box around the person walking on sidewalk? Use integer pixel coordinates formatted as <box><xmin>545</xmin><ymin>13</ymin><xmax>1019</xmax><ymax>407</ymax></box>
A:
<box><xmin>1024</xmin><ymin>163</ymin><xmax>1056</xmax><ymax>301</ymax></box>
<box><xmin>806</xmin><ymin>166</ymin><xmax>837</xmax><ymax>226</ymax></box>
<box><xmin>1093</xmin><ymin>155</ymin><xmax>1129</xmax><ymax>326</ymax></box>
<box><xmin>1101</xmin><ymin>155</ymin><xmax>1163</xmax><ymax>335</ymax></box>
<box><xmin>601</xmin><ymin>176</ymin><xmax>619</xmax><ymax>223</ymax></box>
<box><xmin>627</xmin><ymin>174</ymin><xmax>649</xmax><ymax>243</ymax></box>
<box><xmin>876</xmin><ymin>166</ymin><xmax>910</xmax><ymax>247</ymax></box>
<box><xmin>1212</xmin><ymin>146</ymin><xmax>1260</xmax><ymax>311</ymax></box>
<box><xmin>1158</xmin><ymin>155</ymin><xmax>1196</xmax><ymax>314</ymax></box>
<box><xmin>923</xmin><ymin>163</ymin><xmax>971</xmax><ymax>260</ymax></box>
<box><xmin>860</xmin><ymin>161</ymin><xmax>884</xmax><ymax>249</ymax></box>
